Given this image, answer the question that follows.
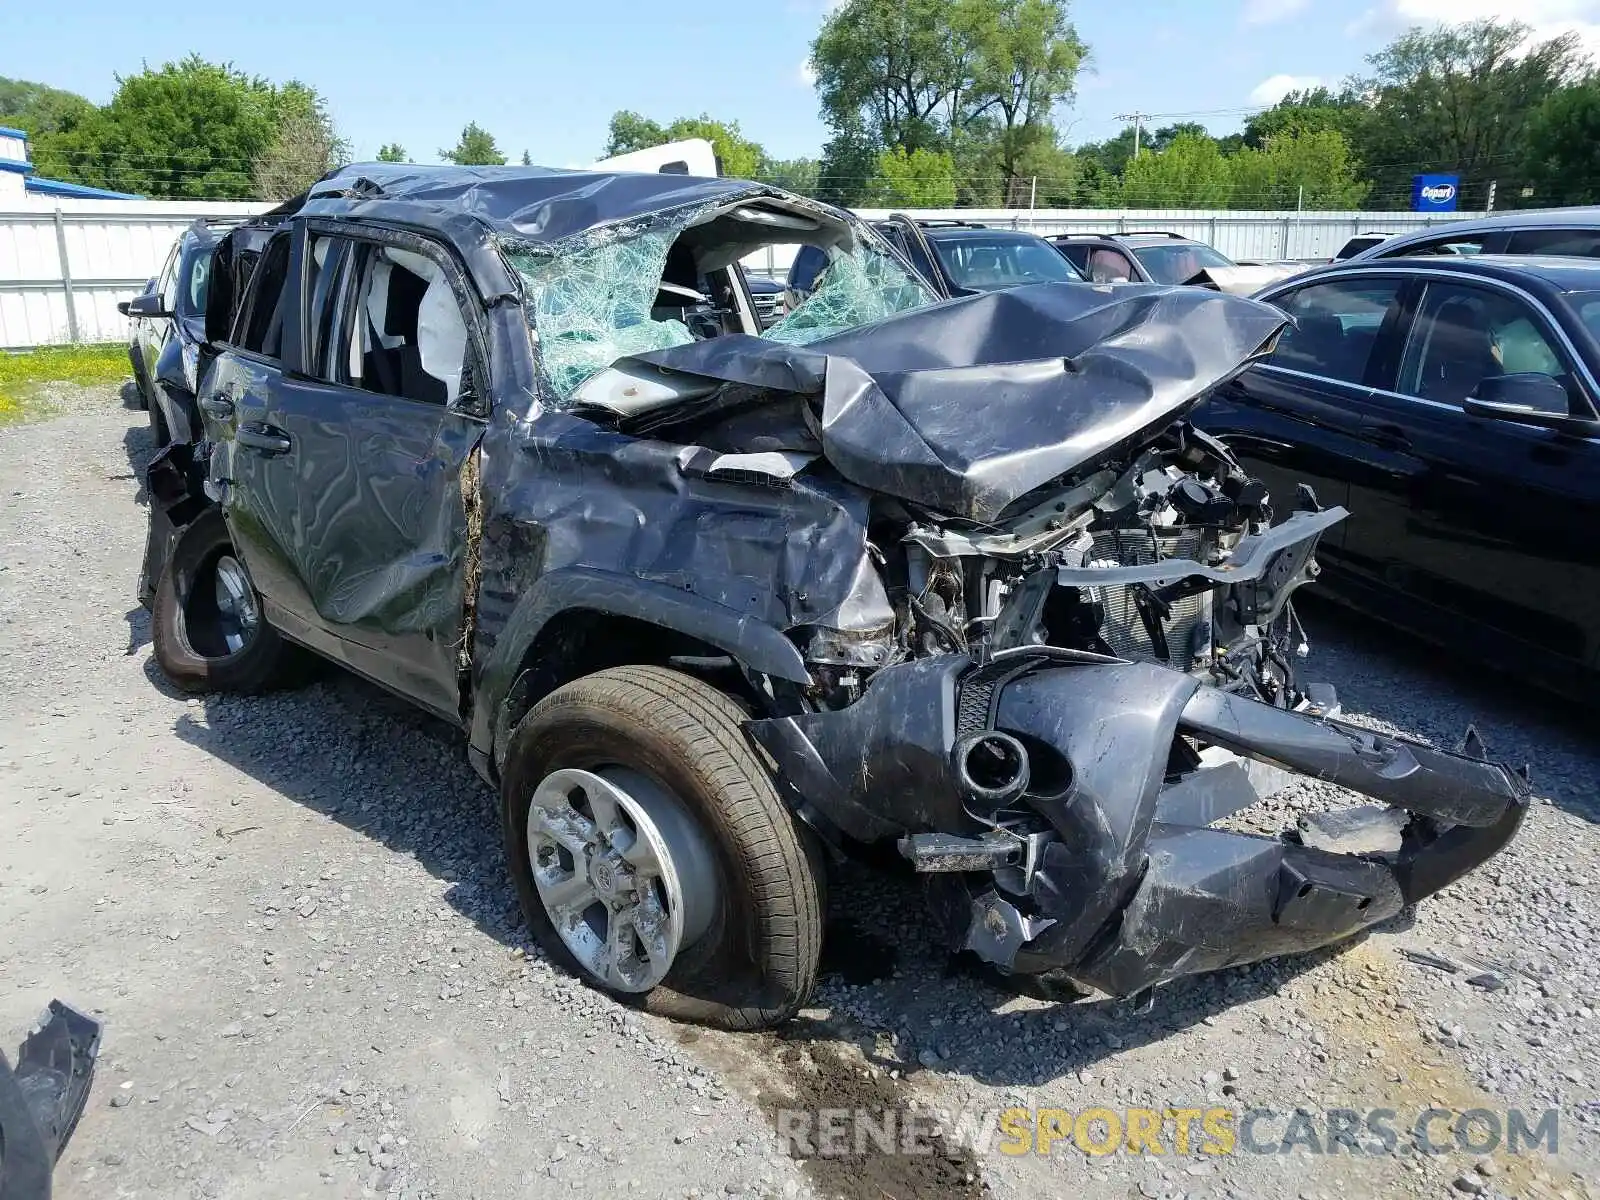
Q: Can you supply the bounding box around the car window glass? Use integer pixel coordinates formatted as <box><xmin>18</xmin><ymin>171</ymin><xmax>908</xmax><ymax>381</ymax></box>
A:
<box><xmin>187</xmin><ymin>252</ymin><xmax>211</xmax><ymax>315</ymax></box>
<box><xmin>1394</xmin><ymin>235</ymin><xmax>1486</xmax><ymax>258</ymax></box>
<box><xmin>236</xmin><ymin>234</ymin><xmax>291</xmax><ymax>358</ymax></box>
<box><xmin>1057</xmin><ymin>244</ymin><xmax>1090</xmax><ymax>273</ymax></box>
<box><xmin>159</xmin><ymin>244</ymin><xmax>182</xmax><ymax>313</ymax></box>
<box><xmin>1504</xmin><ymin>228</ymin><xmax>1600</xmax><ymax>257</ymax></box>
<box><xmin>1398</xmin><ymin>281</ymin><xmax>1567</xmax><ymax>406</ymax></box>
<box><xmin>1266</xmin><ymin>279</ymin><xmax>1404</xmax><ymax>385</ymax></box>
<box><xmin>1129</xmin><ymin>242</ymin><xmax>1233</xmax><ymax>284</ymax></box>
<box><xmin>1086</xmin><ymin>247</ymin><xmax>1134</xmax><ymax>283</ymax></box>
<box><xmin>930</xmin><ymin>236</ymin><xmax>1082</xmax><ymax>288</ymax></box>
<box><xmin>337</xmin><ymin>242</ymin><xmax>468</xmax><ymax>405</ymax></box>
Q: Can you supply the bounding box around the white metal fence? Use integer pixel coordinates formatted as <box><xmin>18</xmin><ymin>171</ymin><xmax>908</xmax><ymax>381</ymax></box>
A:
<box><xmin>2</xmin><ymin>198</ymin><xmax>1490</xmax><ymax>348</ymax></box>
<box><xmin>0</xmin><ymin>198</ymin><xmax>270</xmax><ymax>349</ymax></box>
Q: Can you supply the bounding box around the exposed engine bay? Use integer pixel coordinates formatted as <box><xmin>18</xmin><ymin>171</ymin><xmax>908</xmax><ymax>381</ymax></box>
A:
<box><xmin>806</xmin><ymin>420</ymin><xmax>1328</xmax><ymax>714</ymax></box>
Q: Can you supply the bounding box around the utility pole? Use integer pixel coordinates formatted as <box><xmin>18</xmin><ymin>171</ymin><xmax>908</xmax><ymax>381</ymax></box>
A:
<box><xmin>1115</xmin><ymin>111</ymin><xmax>1152</xmax><ymax>159</ymax></box>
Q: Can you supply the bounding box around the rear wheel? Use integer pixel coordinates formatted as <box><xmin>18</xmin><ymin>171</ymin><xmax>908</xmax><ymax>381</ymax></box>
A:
<box><xmin>502</xmin><ymin>666</ymin><xmax>823</xmax><ymax>1030</ymax></box>
<box><xmin>151</xmin><ymin>514</ymin><xmax>297</xmax><ymax>693</ymax></box>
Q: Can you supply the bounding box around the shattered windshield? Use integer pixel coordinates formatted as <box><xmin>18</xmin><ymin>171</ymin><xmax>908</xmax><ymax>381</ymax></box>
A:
<box><xmin>508</xmin><ymin>221</ymin><xmax>936</xmax><ymax>402</ymax></box>
<box><xmin>762</xmin><ymin>239</ymin><xmax>936</xmax><ymax>344</ymax></box>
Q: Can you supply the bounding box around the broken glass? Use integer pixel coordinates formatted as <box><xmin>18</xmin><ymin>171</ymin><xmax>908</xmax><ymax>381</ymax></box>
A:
<box><xmin>510</xmin><ymin>230</ymin><xmax>694</xmax><ymax>398</ymax></box>
<box><xmin>762</xmin><ymin>243</ymin><xmax>935</xmax><ymax>346</ymax></box>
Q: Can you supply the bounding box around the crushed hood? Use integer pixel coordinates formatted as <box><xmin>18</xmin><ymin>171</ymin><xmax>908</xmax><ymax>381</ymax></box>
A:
<box><xmin>586</xmin><ymin>283</ymin><xmax>1288</xmax><ymax>523</ymax></box>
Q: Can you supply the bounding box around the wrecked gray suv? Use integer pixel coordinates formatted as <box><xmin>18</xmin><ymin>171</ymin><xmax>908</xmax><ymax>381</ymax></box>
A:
<box><xmin>141</xmin><ymin>164</ymin><xmax>1530</xmax><ymax>1030</ymax></box>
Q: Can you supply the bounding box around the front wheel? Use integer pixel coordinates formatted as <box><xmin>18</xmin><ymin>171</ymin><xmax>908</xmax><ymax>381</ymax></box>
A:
<box><xmin>151</xmin><ymin>514</ymin><xmax>297</xmax><ymax>693</ymax></box>
<box><xmin>502</xmin><ymin>666</ymin><xmax>823</xmax><ymax>1030</ymax></box>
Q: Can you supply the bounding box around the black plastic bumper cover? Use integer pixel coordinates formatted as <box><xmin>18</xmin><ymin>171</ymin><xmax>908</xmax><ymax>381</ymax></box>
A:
<box><xmin>0</xmin><ymin>1001</ymin><xmax>101</xmax><ymax>1200</ymax></box>
<box><xmin>748</xmin><ymin>655</ymin><xmax>1530</xmax><ymax>996</ymax></box>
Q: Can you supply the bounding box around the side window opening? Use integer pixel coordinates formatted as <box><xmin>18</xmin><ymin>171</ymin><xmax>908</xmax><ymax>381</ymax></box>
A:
<box><xmin>1397</xmin><ymin>282</ymin><xmax>1569</xmax><ymax>409</ymax></box>
<box><xmin>338</xmin><ymin>243</ymin><xmax>470</xmax><ymax>405</ymax></box>
<box><xmin>236</xmin><ymin>233</ymin><xmax>292</xmax><ymax>358</ymax></box>
<box><xmin>1267</xmin><ymin>279</ymin><xmax>1404</xmax><ymax>386</ymax></box>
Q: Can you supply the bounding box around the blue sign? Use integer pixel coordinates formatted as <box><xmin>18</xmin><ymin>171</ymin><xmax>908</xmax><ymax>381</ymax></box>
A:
<box><xmin>1413</xmin><ymin>174</ymin><xmax>1460</xmax><ymax>212</ymax></box>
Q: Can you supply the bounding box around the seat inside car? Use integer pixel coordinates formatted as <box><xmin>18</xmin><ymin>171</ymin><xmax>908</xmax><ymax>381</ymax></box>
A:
<box><xmin>1417</xmin><ymin>297</ymin><xmax>1498</xmax><ymax>405</ymax></box>
<box><xmin>358</xmin><ymin>248</ymin><xmax>467</xmax><ymax>404</ymax></box>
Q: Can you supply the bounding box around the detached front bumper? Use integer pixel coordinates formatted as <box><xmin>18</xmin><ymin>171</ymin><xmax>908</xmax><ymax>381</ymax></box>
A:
<box><xmin>748</xmin><ymin>654</ymin><xmax>1529</xmax><ymax>997</ymax></box>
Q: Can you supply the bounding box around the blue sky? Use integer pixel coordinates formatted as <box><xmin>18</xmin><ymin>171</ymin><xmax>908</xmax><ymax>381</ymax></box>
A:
<box><xmin>7</xmin><ymin>0</ymin><xmax>1600</xmax><ymax>167</ymax></box>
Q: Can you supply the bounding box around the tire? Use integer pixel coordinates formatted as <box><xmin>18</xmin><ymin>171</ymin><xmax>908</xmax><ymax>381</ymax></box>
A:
<box><xmin>502</xmin><ymin>665</ymin><xmax>823</xmax><ymax>1031</ymax></box>
<box><xmin>151</xmin><ymin>513</ymin><xmax>296</xmax><ymax>693</ymax></box>
<box><xmin>129</xmin><ymin>352</ymin><xmax>151</xmax><ymax>411</ymax></box>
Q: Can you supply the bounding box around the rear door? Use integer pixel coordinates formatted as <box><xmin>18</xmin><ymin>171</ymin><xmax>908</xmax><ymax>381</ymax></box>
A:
<box><xmin>1202</xmin><ymin>274</ymin><xmax>1410</xmax><ymax>549</ymax></box>
<box><xmin>1336</xmin><ymin>275</ymin><xmax>1600</xmax><ymax>674</ymax></box>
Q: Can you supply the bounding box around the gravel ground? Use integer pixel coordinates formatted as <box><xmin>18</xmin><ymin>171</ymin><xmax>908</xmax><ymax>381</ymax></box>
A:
<box><xmin>2</xmin><ymin>386</ymin><xmax>1596</xmax><ymax>1200</ymax></box>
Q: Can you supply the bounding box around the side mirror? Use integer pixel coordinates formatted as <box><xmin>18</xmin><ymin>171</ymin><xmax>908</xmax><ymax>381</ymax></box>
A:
<box><xmin>125</xmin><ymin>293</ymin><xmax>171</xmax><ymax>320</ymax></box>
<box><xmin>1464</xmin><ymin>373</ymin><xmax>1599</xmax><ymax>435</ymax></box>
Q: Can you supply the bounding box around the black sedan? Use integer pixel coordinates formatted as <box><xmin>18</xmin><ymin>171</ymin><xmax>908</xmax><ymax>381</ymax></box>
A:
<box><xmin>1198</xmin><ymin>255</ymin><xmax>1600</xmax><ymax>694</ymax></box>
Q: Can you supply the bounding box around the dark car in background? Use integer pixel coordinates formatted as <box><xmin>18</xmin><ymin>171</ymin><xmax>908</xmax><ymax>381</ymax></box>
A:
<box><xmin>1344</xmin><ymin>208</ymin><xmax>1600</xmax><ymax>262</ymax></box>
<box><xmin>118</xmin><ymin>218</ymin><xmax>238</xmax><ymax>444</ymax></box>
<box><xmin>785</xmin><ymin>216</ymin><xmax>1082</xmax><ymax>307</ymax></box>
<box><xmin>1051</xmin><ymin>231</ymin><xmax>1303</xmax><ymax>293</ymax></box>
<box><xmin>743</xmin><ymin>271</ymin><xmax>785</xmax><ymax>328</ymax></box>
<box><xmin>1198</xmin><ymin>254</ymin><xmax>1600</xmax><ymax>695</ymax></box>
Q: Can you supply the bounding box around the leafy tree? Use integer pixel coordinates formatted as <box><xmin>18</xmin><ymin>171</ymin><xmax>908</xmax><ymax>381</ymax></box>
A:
<box><xmin>969</xmin><ymin>0</ymin><xmax>1086</xmax><ymax>195</ymax></box>
<box><xmin>601</xmin><ymin>111</ymin><xmax>765</xmax><ymax>178</ymax></box>
<box><xmin>0</xmin><ymin>76</ymin><xmax>93</xmax><ymax>137</ymax></box>
<box><xmin>1523</xmin><ymin>78</ymin><xmax>1600</xmax><ymax>206</ymax></box>
<box><xmin>810</xmin><ymin>0</ymin><xmax>971</xmax><ymax>154</ymax></box>
<box><xmin>440</xmin><ymin>122</ymin><xmax>506</xmax><ymax>166</ymax></box>
<box><xmin>763</xmin><ymin>157</ymin><xmax>821</xmax><ymax>195</ymax></box>
<box><xmin>1354</xmin><ymin>19</ymin><xmax>1589</xmax><ymax>207</ymax></box>
<box><xmin>252</xmin><ymin>87</ymin><xmax>349</xmax><ymax>200</ymax></box>
<box><xmin>871</xmin><ymin>147</ymin><xmax>958</xmax><ymax>205</ymax></box>
<box><xmin>815</xmin><ymin>123</ymin><xmax>881</xmax><ymax>205</ymax></box>
<box><xmin>376</xmin><ymin>142</ymin><xmax>408</xmax><ymax>162</ymax></box>
<box><xmin>1228</xmin><ymin>130</ymin><xmax>1369</xmax><ymax>210</ymax></box>
<box><xmin>521</xmin><ymin>150</ymin><xmax>532</xmax><ymax>166</ymax></box>
<box><xmin>603</xmin><ymin>111</ymin><xmax>667</xmax><ymax>156</ymax></box>
<box><xmin>1120</xmin><ymin>131</ymin><xmax>1232</xmax><ymax>207</ymax></box>
<box><xmin>29</xmin><ymin>56</ymin><xmax>334</xmax><ymax>199</ymax></box>
<box><xmin>1241</xmin><ymin>88</ymin><xmax>1366</xmax><ymax>150</ymax></box>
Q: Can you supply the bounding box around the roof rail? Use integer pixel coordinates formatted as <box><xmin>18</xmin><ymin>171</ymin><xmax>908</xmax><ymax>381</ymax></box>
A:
<box><xmin>1117</xmin><ymin>230</ymin><xmax>1188</xmax><ymax>238</ymax></box>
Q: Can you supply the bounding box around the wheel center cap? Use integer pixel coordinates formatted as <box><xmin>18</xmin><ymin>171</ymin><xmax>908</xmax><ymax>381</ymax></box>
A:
<box><xmin>591</xmin><ymin>858</ymin><xmax>625</xmax><ymax>899</ymax></box>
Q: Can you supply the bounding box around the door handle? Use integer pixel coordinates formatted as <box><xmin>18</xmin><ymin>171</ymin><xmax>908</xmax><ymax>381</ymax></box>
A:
<box><xmin>198</xmin><ymin>393</ymin><xmax>234</xmax><ymax>420</ymax></box>
<box><xmin>1361</xmin><ymin>421</ymin><xmax>1412</xmax><ymax>451</ymax></box>
<box><xmin>236</xmin><ymin>422</ymin><xmax>292</xmax><ymax>456</ymax></box>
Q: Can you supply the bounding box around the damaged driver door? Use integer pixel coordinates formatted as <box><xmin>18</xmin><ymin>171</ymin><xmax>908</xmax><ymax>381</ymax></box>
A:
<box><xmin>207</xmin><ymin>221</ymin><xmax>488</xmax><ymax>722</ymax></box>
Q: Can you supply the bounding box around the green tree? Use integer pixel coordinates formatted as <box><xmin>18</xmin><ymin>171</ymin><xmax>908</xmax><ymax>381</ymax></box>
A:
<box><xmin>1119</xmin><ymin>131</ymin><xmax>1232</xmax><ymax>207</ymax></box>
<box><xmin>969</xmin><ymin>0</ymin><xmax>1086</xmax><ymax>199</ymax></box>
<box><xmin>870</xmin><ymin>146</ymin><xmax>958</xmax><ymax>205</ymax></box>
<box><xmin>1228</xmin><ymin>130</ymin><xmax>1370</xmax><ymax>210</ymax></box>
<box><xmin>815</xmin><ymin>123</ymin><xmax>882</xmax><ymax>205</ymax></box>
<box><xmin>521</xmin><ymin>149</ymin><xmax>532</xmax><ymax>166</ymax></box>
<box><xmin>1242</xmin><ymin>88</ymin><xmax>1366</xmax><ymax>150</ymax></box>
<box><xmin>603</xmin><ymin>111</ymin><xmax>667</xmax><ymax>156</ymax></box>
<box><xmin>376</xmin><ymin>142</ymin><xmax>408</xmax><ymax>162</ymax></box>
<box><xmin>440</xmin><ymin>122</ymin><xmax>506</xmax><ymax>166</ymax></box>
<box><xmin>0</xmin><ymin>76</ymin><xmax>93</xmax><ymax>137</ymax></box>
<box><xmin>763</xmin><ymin>157</ymin><xmax>821</xmax><ymax>195</ymax></box>
<box><xmin>1355</xmin><ymin>19</ymin><xmax>1589</xmax><ymax>208</ymax></box>
<box><xmin>810</xmin><ymin>0</ymin><xmax>971</xmax><ymax>154</ymax></box>
<box><xmin>251</xmin><ymin>86</ymin><xmax>349</xmax><ymax>200</ymax></box>
<box><xmin>601</xmin><ymin>111</ymin><xmax>765</xmax><ymax>178</ymax></box>
<box><xmin>29</xmin><ymin>56</ymin><xmax>334</xmax><ymax>198</ymax></box>
<box><xmin>1523</xmin><ymin>77</ymin><xmax>1600</xmax><ymax>206</ymax></box>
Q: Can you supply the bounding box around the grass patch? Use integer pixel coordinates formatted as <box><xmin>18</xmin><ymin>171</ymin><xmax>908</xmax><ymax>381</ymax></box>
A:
<box><xmin>0</xmin><ymin>343</ymin><xmax>130</xmax><ymax>425</ymax></box>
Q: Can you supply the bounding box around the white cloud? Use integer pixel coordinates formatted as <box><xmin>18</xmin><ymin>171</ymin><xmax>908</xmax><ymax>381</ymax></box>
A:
<box><xmin>1241</xmin><ymin>0</ymin><xmax>1310</xmax><ymax>25</ymax></box>
<box><xmin>1351</xmin><ymin>0</ymin><xmax>1600</xmax><ymax>59</ymax></box>
<box><xmin>798</xmin><ymin>59</ymin><xmax>817</xmax><ymax>87</ymax></box>
<box><xmin>1249</xmin><ymin>73</ymin><xmax>1328</xmax><ymax>105</ymax></box>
